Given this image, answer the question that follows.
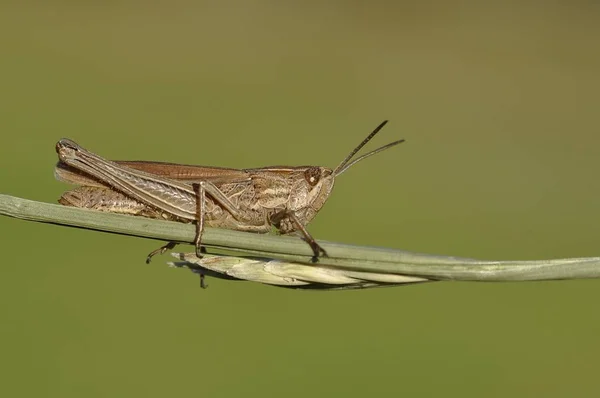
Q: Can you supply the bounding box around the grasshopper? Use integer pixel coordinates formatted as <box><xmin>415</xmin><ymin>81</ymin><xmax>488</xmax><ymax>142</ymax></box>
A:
<box><xmin>55</xmin><ymin>121</ymin><xmax>404</xmax><ymax>264</ymax></box>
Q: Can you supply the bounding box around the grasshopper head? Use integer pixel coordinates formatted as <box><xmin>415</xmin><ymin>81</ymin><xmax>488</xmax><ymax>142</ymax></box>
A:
<box><xmin>296</xmin><ymin>120</ymin><xmax>404</xmax><ymax>225</ymax></box>
<box><xmin>290</xmin><ymin>166</ymin><xmax>336</xmax><ymax>224</ymax></box>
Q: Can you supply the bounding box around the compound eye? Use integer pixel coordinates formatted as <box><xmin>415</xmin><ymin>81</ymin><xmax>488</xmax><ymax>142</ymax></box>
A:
<box><xmin>304</xmin><ymin>167</ymin><xmax>321</xmax><ymax>186</ymax></box>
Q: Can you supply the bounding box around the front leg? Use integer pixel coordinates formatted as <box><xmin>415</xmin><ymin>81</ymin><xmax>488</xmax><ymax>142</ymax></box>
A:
<box><xmin>271</xmin><ymin>210</ymin><xmax>328</xmax><ymax>261</ymax></box>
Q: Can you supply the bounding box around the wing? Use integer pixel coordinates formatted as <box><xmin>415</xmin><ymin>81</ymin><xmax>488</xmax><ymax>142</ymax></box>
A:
<box><xmin>115</xmin><ymin>161</ymin><xmax>251</xmax><ymax>183</ymax></box>
<box><xmin>55</xmin><ymin>160</ymin><xmax>251</xmax><ymax>188</ymax></box>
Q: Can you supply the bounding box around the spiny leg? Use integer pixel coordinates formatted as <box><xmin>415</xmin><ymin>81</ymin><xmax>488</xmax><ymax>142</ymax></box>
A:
<box><xmin>199</xmin><ymin>273</ymin><xmax>208</xmax><ymax>289</ymax></box>
<box><xmin>193</xmin><ymin>182</ymin><xmax>206</xmax><ymax>259</ymax></box>
<box><xmin>193</xmin><ymin>182</ymin><xmax>209</xmax><ymax>288</ymax></box>
<box><xmin>146</xmin><ymin>182</ymin><xmax>206</xmax><ymax>266</ymax></box>
<box><xmin>146</xmin><ymin>241</ymin><xmax>178</xmax><ymax>264</ymax></box>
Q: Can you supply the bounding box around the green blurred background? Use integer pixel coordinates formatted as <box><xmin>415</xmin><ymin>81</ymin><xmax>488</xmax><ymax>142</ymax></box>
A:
<box><xmin>1</xmin><ymin>1</ymin><xmax>599</xmax><ymax>397</ymax></box>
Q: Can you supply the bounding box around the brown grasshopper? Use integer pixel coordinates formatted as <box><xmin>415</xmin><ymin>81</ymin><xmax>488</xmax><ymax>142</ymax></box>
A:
<box><xmin>55</xmin><ymin>121</ymin><xmax>404</xmax><ymax>264</ymax></box>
